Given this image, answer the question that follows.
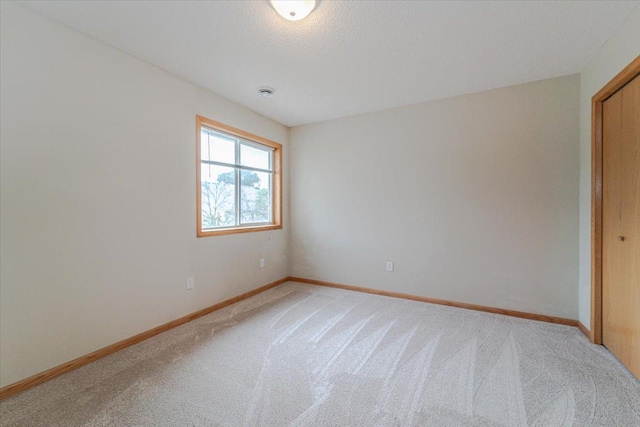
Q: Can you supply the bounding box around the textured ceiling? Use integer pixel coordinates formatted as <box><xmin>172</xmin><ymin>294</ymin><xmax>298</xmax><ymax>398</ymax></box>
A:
<box><xmin>18</xmin><ymin>1</ymin><xmax>639</xmax><ymax>127</ymax></box>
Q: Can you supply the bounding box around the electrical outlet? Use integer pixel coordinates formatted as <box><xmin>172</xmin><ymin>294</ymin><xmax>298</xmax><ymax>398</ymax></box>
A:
<box><xmin>386</xmin><ymin>261</ymin><xmax>394</xmax><ymax>272</ymax></box>
<box><xmin>260</xmin><ymin>258</ymin><xmax>265</xmax><ymax>268</ymax></box>
<box><xmin>186</xmin><ymin>277</ymin><xmax>194</xmax><ymax>290</ymax></box>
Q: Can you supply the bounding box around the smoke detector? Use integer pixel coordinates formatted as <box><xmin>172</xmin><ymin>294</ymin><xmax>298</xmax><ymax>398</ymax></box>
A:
<box><xmin>257</xmin><ymin>86</ymin><xmax>275</xmax><ymax>98</ymax></box>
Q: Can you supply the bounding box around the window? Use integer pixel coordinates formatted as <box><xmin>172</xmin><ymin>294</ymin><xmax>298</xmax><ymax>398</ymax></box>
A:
<box><xmin>196</xmin><ymin>116</ymin><xmax>282</xmax><ymax>237</ymax></box>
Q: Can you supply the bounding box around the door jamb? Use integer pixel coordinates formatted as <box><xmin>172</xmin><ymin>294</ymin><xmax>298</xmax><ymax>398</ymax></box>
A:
<box><xmin>590</xmin><ymin>55</ymin><xmax>640</xmax><ymax>344</ymax></box>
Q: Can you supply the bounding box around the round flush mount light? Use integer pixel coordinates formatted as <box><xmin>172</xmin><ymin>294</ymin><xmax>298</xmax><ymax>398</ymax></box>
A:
<box><xmin>270</xmin><ymin>0</ymin><xmax>316</xmax><ymax>21</ymax></box>
<box><xmin>257</xmin><ymin>86</ymin><xmax>275</xmax><ymax>98</ymax></box>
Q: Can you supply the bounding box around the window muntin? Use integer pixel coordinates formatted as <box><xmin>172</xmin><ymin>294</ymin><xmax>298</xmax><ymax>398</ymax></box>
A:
<box><xmin>196</xmin><ymin>116</ymin><xmax>282</xmax><ymax>237</ymax></box>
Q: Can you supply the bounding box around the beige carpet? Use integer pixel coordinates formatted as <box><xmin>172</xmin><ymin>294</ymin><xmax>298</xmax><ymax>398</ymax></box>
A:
<box><xmin>1</xmin><ymin>281</ymin><xmax>639</xmax><ymax>426</ymax></box>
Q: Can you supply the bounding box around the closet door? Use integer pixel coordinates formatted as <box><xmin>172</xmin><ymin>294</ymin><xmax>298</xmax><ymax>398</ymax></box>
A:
<box><xmin>602</xmin><ymin>73</ymin><xmax>640</xmax><ymax>379</ymax></box>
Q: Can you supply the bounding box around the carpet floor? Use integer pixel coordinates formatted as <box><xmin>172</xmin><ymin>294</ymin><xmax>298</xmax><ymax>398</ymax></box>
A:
<box><xmin>1</xmin><ymin>281</ymin><xmax>639</xmax><ymax>426</ymax></box>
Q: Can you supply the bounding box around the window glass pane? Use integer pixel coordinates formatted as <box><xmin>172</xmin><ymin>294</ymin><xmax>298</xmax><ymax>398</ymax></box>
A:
<box><xmin>201</xmin><ymin>129</ymin><xmax>236</xmax><ymax>164</ymax></box>
<box><xmin>240</xmin><ymin>143</ymin><xmax>271</xmax><ymax>170</ymax></box>
<box><xmin>201</xmin><ymin>164</ymin><xmax>237</xmax><ymax>228</ymax></box>
<box><xmin>240</xmin><ymin>170</ymin><xmax>271</xmax><ymax>224</ymax></box>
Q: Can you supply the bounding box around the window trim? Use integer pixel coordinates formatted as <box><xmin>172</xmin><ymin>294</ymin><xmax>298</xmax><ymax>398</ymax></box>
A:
<box><xmin>196</xmin><ymin>115</ymin><xmax>282</xmax><ymax>237</ymax></box>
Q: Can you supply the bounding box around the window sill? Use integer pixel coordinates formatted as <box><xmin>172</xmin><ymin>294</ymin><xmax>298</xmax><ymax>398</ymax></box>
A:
<box><xmin>197</xmin><ymin>224</ymin><xmax>282</xmax><ymax>238</ymax></box>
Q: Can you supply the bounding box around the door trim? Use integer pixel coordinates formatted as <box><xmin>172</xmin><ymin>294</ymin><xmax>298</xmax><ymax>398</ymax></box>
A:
<box><xmin>591</xmin><ymin>55</ymin><xmax>640</xmax><ymax>344</ymax></box>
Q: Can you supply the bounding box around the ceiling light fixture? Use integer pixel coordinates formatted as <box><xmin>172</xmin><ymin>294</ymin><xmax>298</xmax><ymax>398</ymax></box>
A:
<box><xmin>270</xmin><ymin>0</ymin><xmax>316</xmax><ymax>21</ymax></box>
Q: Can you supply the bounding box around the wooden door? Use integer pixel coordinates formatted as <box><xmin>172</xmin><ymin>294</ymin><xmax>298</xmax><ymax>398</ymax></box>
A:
<box><xmin>602</xmin><ymin>73</ymin><xmax>640</xmax><ymax>379</ymax></box>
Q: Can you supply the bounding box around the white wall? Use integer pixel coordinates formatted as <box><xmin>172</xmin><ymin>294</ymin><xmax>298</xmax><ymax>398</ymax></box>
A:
<box><xmin>578</xmin><ymin>5</ymin><xmax>640</xmax><ymax>330</ymax></box>
<box><xmin>290</xmin><ymin>75</ymin><xmax>580</xmax><ymax>319</ymax></box>
<box><xmin>0</xmin><ymin>2</ymin><xmax>289</xmax><ymax>388</ymax></box>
